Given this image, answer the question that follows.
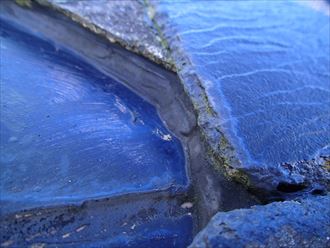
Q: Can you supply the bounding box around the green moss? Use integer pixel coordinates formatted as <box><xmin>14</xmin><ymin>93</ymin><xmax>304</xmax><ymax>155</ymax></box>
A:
<box><xmin>324</xmin><ymin>159</ymin><xmax>330</xmax><ymax>172</ymax></box>
<box><xmin>15</xmin><ymin>0</ymin><xmax>32</xmax><ymax>8</ymax></box>
<box><xmin>205</xmin><ymin>138</ymin><xmax>251</xmax><ymax>188</ymax></box>
<box><xmin>219</xmin><ymin>135</ymin><xmax>229</xmax><ymax>149</ymax></box>
<box><xmin>144</xmin><ymin>0</ymin><xmax>170</xmax><ymax>50</ymax></box>
<box><xmin>143</xmin><ymin>0</ymin><xmax>177</xmax><ymax>72</ymax></box>
<box><xmin>201</xmin><ymin>92</ymin><xmax>215</xmax><ymax>116</ymax></box>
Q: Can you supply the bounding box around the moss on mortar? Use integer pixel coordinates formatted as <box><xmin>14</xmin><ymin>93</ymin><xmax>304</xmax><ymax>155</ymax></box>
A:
<box><xmin>15</xmin><ymin>0</ymin><xmax>32</xmax><ymax>8</ymax></box>
<box><xmin>143</xmin><ymin>0</ymin><xmax>176</xmax><ymax>70</ymax></box>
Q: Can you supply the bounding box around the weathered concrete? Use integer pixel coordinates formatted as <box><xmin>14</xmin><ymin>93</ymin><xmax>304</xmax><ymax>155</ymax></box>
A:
<box><xmin>20</xmin><ymin>0</ymin><xmax>174</xmax><ymax>70</ymax></box>
<box><xmin>190</xmin><ymin>195</ymin><xmax>330</xmax><ymax>248</ymax></box>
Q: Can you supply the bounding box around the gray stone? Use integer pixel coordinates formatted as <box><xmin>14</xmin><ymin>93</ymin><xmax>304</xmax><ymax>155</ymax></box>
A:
<box><xmin>35</xmin><ymin>0</ymin><xmax>174</xmax><ymax>70</ymax></box>
<box><xmin>190</xmin><ymin>195</ymin><xmax>330</xmax><ymax>248</ymax></box>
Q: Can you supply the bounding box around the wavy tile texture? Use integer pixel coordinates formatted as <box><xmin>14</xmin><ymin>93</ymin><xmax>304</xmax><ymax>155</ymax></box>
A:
<box><xmin>0</xmin><ymin>21</ymin><xmax>187</xmax><ymax>213</ymax></box>
<box><xmin>159</xmin><ymin>1</ymin><xmax>330</xmax><ymax>170</ymax></box>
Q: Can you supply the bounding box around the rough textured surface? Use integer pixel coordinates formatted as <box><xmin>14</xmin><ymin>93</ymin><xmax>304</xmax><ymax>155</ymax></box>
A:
<box><xmin>1</xmin><ymin>192</ymin><xmax>193</xmax><ymax>248</ymax></box>
<box><xmin>153</xmin><ymin>0</ymin><xmax>330</xmax><ymax>199</ymax></box>
<box><xmin>34</xmin><ymin>0</ymin><xmax>174</xmax><ymax>70</ymax></box>
<box><xmin>190</xmin><ymin>195</ymin><xmax>330</xmax><ymax>248</ymax></box>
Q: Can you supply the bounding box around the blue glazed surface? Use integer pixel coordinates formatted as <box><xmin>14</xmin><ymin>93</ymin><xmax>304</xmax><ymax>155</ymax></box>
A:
<box><xmin>159</xmin><ymin>0</ymin><xmax>330</xmax><ymax>168</ymax></box>
<box><xmin>0</xmin><ymin>21</ymin><xmax>187</xmax><ymax>213</ymax></box>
